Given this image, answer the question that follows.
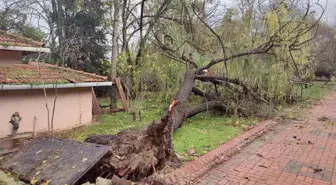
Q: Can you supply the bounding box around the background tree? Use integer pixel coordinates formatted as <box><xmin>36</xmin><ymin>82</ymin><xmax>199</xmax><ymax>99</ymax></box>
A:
<box><xmin>0</xmin><ymin>1</ymin><xmax>45</xmax><ymax>41</ymax></box>
<box><xmin>109</xmin><ymin>0</ymin><xmax>120</xmax><ymax>109</ymax></box>
<box><xmin>311</xmin><ymin>21</ymin><xmax>336</xmax><ymax>76</ymax></box>
<box><xmin>50</xmin><ymin>0</ymin><xmax>107</xmax><ymax>73</ymax></box>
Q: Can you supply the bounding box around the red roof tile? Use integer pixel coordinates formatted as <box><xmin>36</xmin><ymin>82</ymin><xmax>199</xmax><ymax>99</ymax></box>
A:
<box><xmin>0</xmin><ymin>30</ymin><xmax>45</xmax><ymax>47</ymax></box>
<box><xmin>0</xmin><ymin>63</ymin><xmax>108</xmax><ymax>84</ymax></box>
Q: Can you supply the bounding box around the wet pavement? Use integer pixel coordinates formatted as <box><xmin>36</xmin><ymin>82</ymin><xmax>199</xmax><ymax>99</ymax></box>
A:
<box><xmin>195</xmin><ymin>94</ymin><xmax>336</xmax><ymax>185</ymax></box>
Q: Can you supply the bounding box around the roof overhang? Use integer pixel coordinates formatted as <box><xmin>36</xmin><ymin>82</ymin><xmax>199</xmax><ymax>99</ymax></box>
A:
<box><xmin>0</xmin><ymin>81</ymin><xmax>113</xmax><ymax>90</ymax></box>
<box><xmin>0</xmin><ymin>45</ymin><xmax>50</xmax><ymax>53</ymax></box>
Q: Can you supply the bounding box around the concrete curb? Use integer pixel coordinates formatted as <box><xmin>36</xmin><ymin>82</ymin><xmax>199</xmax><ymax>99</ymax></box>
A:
<box><xmin>163</xmin><ymin>120</ymin><xmax>276</xmax><ymax>185</ymax></box>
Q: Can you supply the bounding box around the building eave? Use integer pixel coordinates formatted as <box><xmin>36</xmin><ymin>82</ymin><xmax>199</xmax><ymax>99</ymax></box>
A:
<box><xmin>0</xmin><ymin>45</ymin><xmax>50</xmax><ymax>53</ymax></box>
<box><xmin>0</xmin><ymin>82</ymin><xmax>113</xmax><ymax>90</ymax></box>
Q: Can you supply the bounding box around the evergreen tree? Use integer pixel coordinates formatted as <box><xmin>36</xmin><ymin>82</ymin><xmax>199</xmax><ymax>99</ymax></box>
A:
<box><xmin>51</xmin><ymin>0</ymin><xmax>107</xmax><ymax>74</ymax></box>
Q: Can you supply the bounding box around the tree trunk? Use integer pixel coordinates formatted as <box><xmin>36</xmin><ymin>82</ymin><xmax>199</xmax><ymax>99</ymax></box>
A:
<box><xmin>110</xmin><ymin>0</ymin><xmax>120</xmax><ymax>109</ymax></box>
<box><xmin>121</xmin><ymin>0</ymin><xmax>128</xmax><ymax>52</ymax></box>
<box><xmin>85</xmin><ymin>68</ymin><xmax>196</xmax><ymax>182</ymax></box>
<box><xmin>51</xmin><ymin>0</ymin><xmax>64</xmax><ymax>65</ymax></box>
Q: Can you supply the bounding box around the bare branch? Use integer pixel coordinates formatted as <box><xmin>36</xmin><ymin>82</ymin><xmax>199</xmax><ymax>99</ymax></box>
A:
<box><xmin>195</xmin><ymin>75</ymin><xmax>274</xmax><ymax>108</ymax></box>
<box><xmin>191</xmin><ymin>2</ymin><xmax>228</xmax><ymax>76</ymax></box>
<box><xmin>134</xmin><ymin>0</ymin><xmax>171</xmax><ymax>65</ymax></box>
<box><xmin>191</xmin><ymin>87</ymin><xmax>216</xmax><ymax>100</ymax></box>
<box><xmin>197</xmin><ymin>40</ymin><xmax>274</xmax><ymax>72</ymax></box>
<box><xmin>151</xmin><ymin>33</ymin><xmax>199</xmax><ymax>68</ymax></box>
<box><xmin>127</xmin><ymin>15</ymin><xmax>183</xmax><ymax>29</ymax></box>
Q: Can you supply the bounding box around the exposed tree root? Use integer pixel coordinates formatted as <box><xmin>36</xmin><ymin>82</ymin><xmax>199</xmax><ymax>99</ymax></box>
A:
<box><xmin>85</xmin><ymin>70</ymin><xmax>197</xmax><ymax>182</ymax></box>
<box><xmin>85</xmin><ymin>124</ymin><xmax>180</xmax><ymax>182</ymax></box>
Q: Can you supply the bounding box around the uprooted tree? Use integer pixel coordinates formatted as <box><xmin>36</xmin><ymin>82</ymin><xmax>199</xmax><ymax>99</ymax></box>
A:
<box><xmin>85</xmin><ymin>0</ymin><xmax>325</xmax><ymax>184</ymax></box>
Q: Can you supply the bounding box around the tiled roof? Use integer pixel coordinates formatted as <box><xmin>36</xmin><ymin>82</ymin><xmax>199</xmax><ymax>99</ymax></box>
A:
<box><xmin>0</xmin><ymin>30</ymin><xmax>45</xmax><ymax>47</ymax></box>
<box><xmin>0</xmin><ymin>62</ymin><xmax>108</xmax><ymax>84</ymax></box>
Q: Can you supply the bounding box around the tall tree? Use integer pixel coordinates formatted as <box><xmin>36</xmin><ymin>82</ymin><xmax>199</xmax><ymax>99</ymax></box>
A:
<box><xmin>50</xmin><ymin>0</ymin><xmax>107</xmax><ymax>73</ymax></box>
<box><xmin>110</xmin><ymin>0</ymin><xmax>120</xmax><ymax>109</ymax></box>
<box><xmin>311</xmin><ymin>22</ymin><xmax>336</xmax><ymax>73</ymax></box>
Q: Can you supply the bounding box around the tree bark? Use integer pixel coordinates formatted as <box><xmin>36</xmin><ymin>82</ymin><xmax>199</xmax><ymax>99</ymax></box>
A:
<box><xmin>171</xmin><ymin>100</ymin><xmax>223</xmax><ymax>131</ymax></box>
<box><xmin>121</xmin><ymin>0</ymin><xmax>128</xmax><ymax>51</ymax></box>
<box><xmin>110</xmin><ymin>0</ymin><xmax>120</xmax><ymax>109</ymax></box>
<box><xmin>51</xmin><ymin>0</ymin><xmax>64</xmax><ymax>65</ymax></box>
<box><xmin>191</xmin><ymin>87</ymin><xmax>216</xmax><ymax>100</ymax></box>
<box><xmin>185</xmin><ymin>101</ymin><xmax>222</xmax><ymax>119</ymax></box>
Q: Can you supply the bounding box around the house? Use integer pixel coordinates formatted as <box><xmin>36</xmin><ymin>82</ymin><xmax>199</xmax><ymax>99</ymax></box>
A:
<box><xmin>0</xmin><ymin>30</ymin><xmax>112</xmax><ymax>138</ymax></box>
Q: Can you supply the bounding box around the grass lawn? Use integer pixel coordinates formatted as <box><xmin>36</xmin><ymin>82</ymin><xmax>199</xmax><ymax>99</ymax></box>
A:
<box><xmin>62</xmin><ymin>97</ymin><xmax>258</xmax><ymax>160</ymax></box>
<box><xmin>173</xmin><ymin>115</ymin><xmax>257</xmax><ymax>160</ymax></box>
<box><xmin>61</xmin><ymin>106</ymin><xmax>160</xmax><ymax>141</ymax></box>
<box><xmin>61</xmin><ymin>82</ymin><xmax>335</xmax><ymax>161</ymax></box>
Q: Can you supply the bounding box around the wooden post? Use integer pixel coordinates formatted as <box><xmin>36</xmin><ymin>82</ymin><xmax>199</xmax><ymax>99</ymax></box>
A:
<box><xmin>92</xmin><ymin>88</ymin><xmax>101</xmax><ymax>115</ymax></box>
<box><xmin>115</xmin><ymin>78</ymin><xmax>129</xmax><ymax>112</ymax></box>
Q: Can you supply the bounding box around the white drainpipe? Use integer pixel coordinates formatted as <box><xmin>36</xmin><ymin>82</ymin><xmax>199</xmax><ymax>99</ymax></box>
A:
<box><xmin>0</xmin><ymin>82</ymin><xmax>113</xmax><ymax>90</ymax></box>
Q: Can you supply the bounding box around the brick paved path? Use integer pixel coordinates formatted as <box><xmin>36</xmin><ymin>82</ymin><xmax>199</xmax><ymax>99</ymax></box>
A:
<box><xmin>195</xmin><ymin>94</ymin><xmax>336</xmax><ymax>185</ymax></box>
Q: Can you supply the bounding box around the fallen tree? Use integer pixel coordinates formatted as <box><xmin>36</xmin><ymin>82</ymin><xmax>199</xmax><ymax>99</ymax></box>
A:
<box><xmin>85</xmin><ymin>56</ymin><xmax>274</xmax><ymax>184</ymax></box>
<box><xmin>84</xmin><ymin>0</ymin><xmax>324</xmax><ymax>184</ymax></box>
<box><xmin>85</xmin><ymin>69</ymin><xmax>195</xmax><ymax>182</ymax></box>
<box><xmin>84</xmin><ymin>64</ymin><xmax>282</xmax><ymax>184</ymax></box>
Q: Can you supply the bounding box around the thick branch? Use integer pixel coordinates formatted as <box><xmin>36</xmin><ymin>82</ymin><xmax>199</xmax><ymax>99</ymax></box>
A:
<box><xmin>197</xmin><ymin>41</ymin><xmax>274</xmax><ymax>73</ymax></box>
<box><xmin>191</xmin><ymin>87</ymin><xmax>216</xmax><ymax>100</ymax></box>
<box><xmin>175</xmin><ymin>99</ymin><xmax>247</xmax><ymax>131</ymax></box>
<box><xmin>195</xmin><ymin>75</ymin><xmax>246</xmax><ymax>87</ymax></box>
<box><xmin>185</xmin><ymin>101</ymin><xmax>222</xmax><ymax>119</ymax></box>
<box><xmin>172</xmin><ymin>100</ymin><xmax>223</xmax><ymax>131</ymax></box>
<box><xmin>195</xmin><ymin>75</ymin><xmax>274</xmax><ymax>108</ymax></box>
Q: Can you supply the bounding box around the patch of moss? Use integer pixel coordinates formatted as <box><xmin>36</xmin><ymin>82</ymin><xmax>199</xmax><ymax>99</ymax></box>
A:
<box><xmin>11</xmin><ymin>81</ymin><xmax>69</xmax><ymax>85</ymax></box>
<box><xmin>0</xmin><ymin>65</ymin><xmax>10</xmax><ymax>68</ymax></box>
<box><xmin>8</xmin><ymin>70</ymin><xmax>39</xmax><ymax>78</ymax></box>
<box><xmin>0</xmin><ymin>42</ymin><xmax>12</xmax><ymax>47</ymax></box>
<box><xmin>0</xmin><ymin>32</ymin><xmax>36</xmax><ymax>46</ymax></box>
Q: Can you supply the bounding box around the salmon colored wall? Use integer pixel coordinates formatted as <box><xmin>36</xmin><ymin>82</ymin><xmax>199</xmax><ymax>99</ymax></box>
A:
<box><xmin>0</xmin><ymin>87</ymin><xmax>92</xmax><ymax>137</ymax></box>
<box><xmin>0</xmin><ymin>50</ymin><xmax>23</xmax><ymax>64</ymax></box>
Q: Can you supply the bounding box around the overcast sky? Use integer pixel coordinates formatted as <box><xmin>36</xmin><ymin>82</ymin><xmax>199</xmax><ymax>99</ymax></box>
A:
<box><xmin>319</xmin><ymin>0</ymin><xmax>336</xmax><ymax>23</ymax></box>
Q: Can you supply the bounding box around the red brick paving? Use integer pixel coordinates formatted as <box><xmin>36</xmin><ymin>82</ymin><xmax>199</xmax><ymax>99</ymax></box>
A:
<box><xmin>194</xmin><ymin>94</ymin><xmax>336</xmax><ymax>185</ymax></box>
<box><xmin>164</xmin><ymin>120</ymin><xmax>275</xmax><ymax>184</ymax></box>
